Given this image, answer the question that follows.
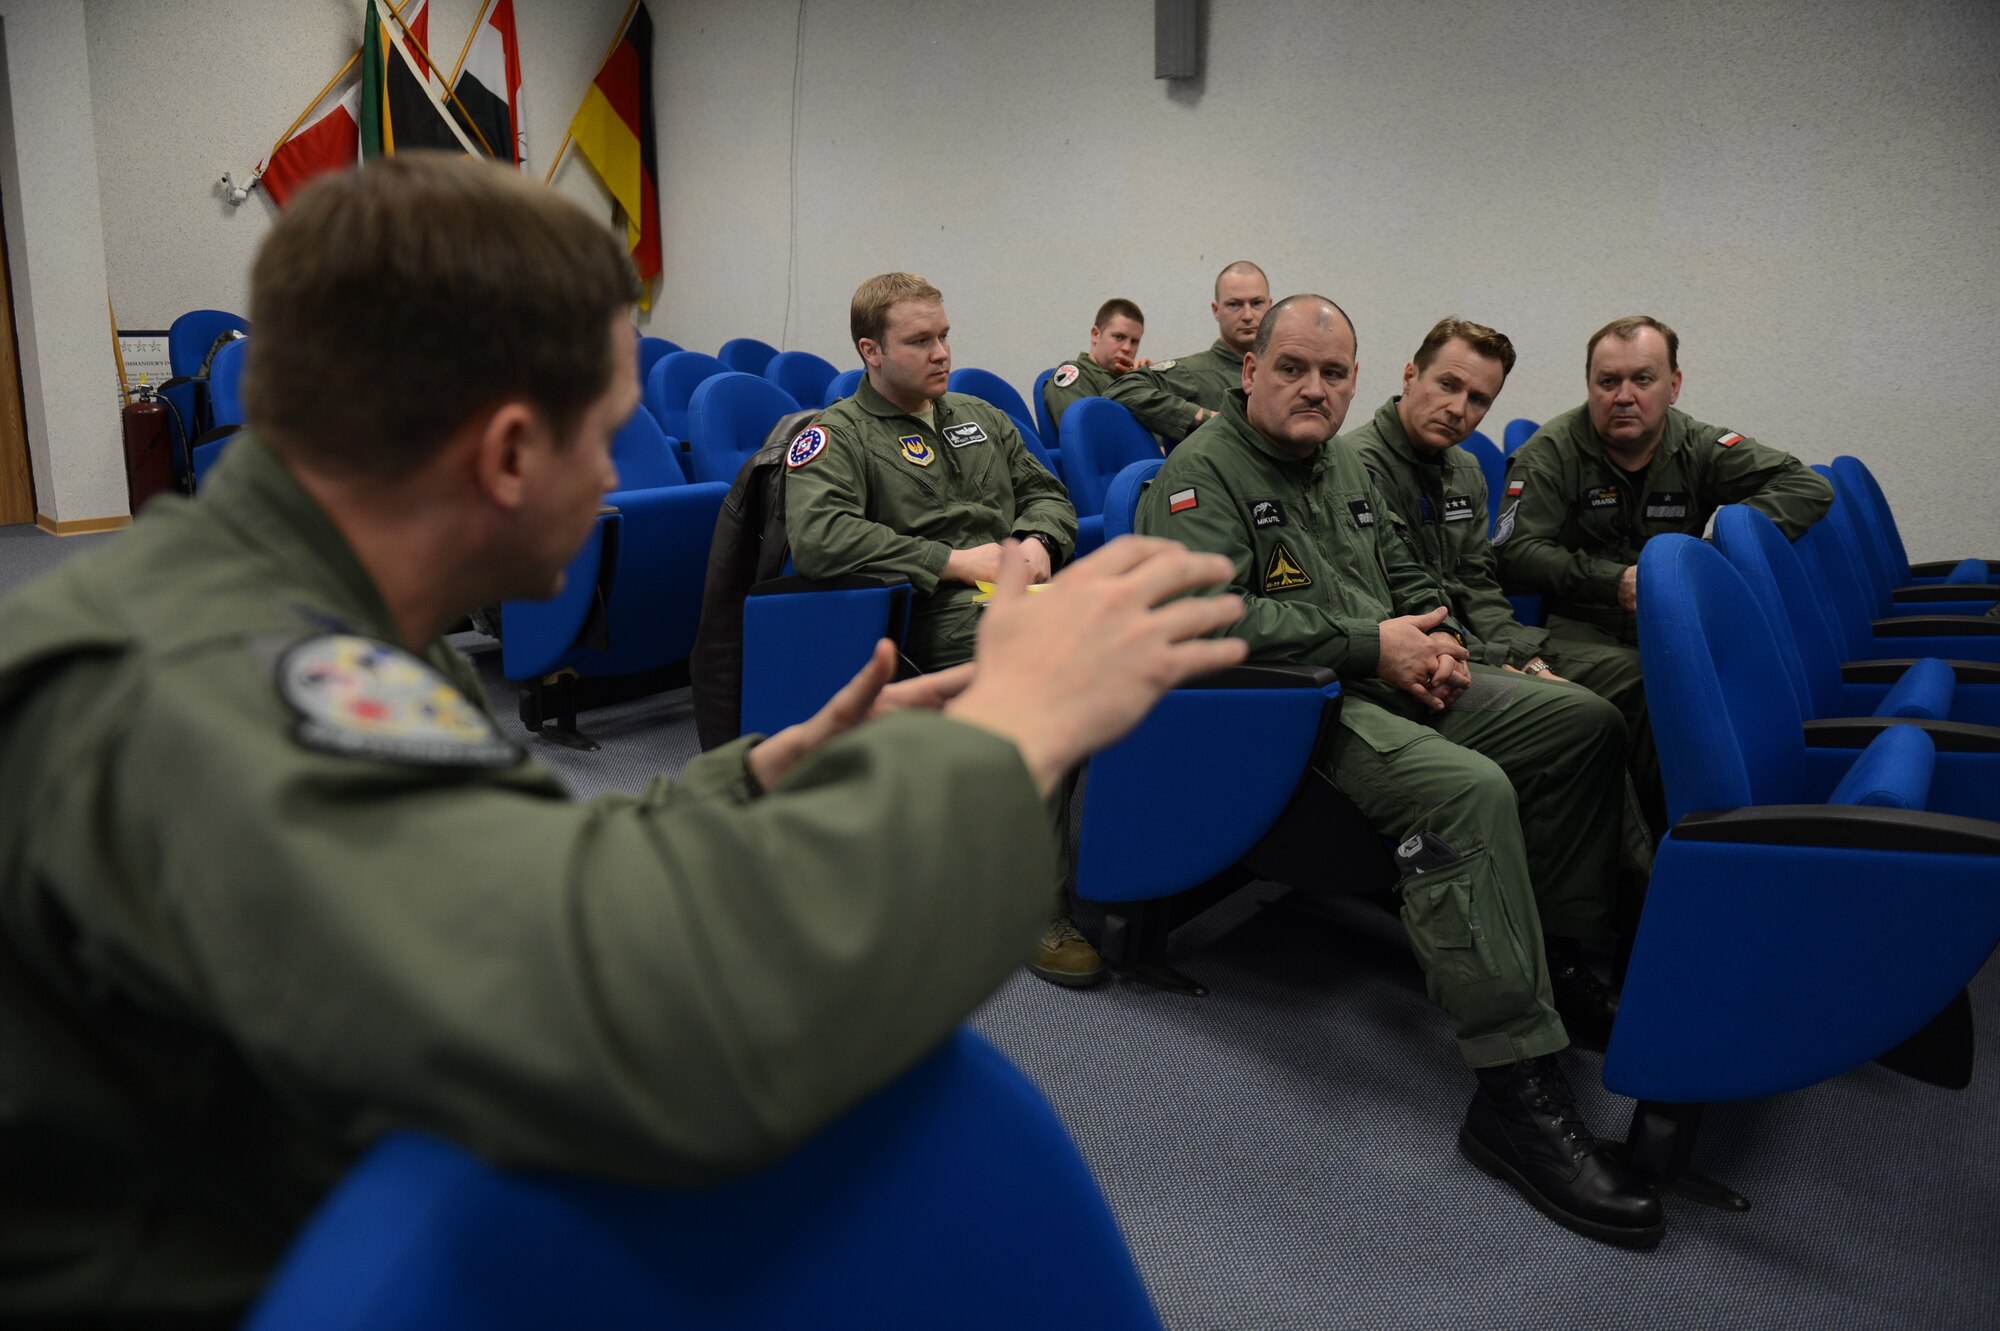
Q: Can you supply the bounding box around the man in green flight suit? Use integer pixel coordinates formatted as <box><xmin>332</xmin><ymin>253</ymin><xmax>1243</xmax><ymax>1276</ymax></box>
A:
<box><xmin>1042</xmin><ymin>296</ymin><xmax>1146</xmax><ymax>433</ymax></box>
<box><xmin>1343</xmin><ymin>317</ymin><xmax>1663</xmax><ymax>839</ymax></box>
<box><xmin>0</xmin><ymin>156</ymin><xmax>1249</xmax><ymax>1328</ymax></box>
<box><xmin>1107</xmin><ymin>259</ymin><xmax>1270</xmax><ymax>443</ymax></box>
<box><xmin>784</xmin><ymin>273</ymin><xmax>1098</xmax><ymax>987</ymax></box>
<box><xmin>1496</xmin><ymin>314</ymin><xmax>1832</xmax><ymax>648</ymax></box>
<box><xmin>1135</xmin><ymin>294</ymin><xmax>1665</xmax><ymax>1249</ymax></box>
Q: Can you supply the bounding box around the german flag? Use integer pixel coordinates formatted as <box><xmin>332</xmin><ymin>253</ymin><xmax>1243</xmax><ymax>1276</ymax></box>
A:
<box><xmin>568</xmin><ymin>3</ymin><xmax>661</xmax><ymax>308</ymax></box>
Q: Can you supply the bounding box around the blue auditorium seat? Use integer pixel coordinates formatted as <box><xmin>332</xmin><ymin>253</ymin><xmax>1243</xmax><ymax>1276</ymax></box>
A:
<box><xmin>1815</xmin><ymin>465</ymin><xmax>1995</xmax><ymax>618</ymax></box>
<box><xmin>1794</xmin><ymin>501</ymin><xmax>2000</xmax><ymax>667</ymax></box>
<box><xmin>1458</xmin><ymin>429</ymin><xmax>1506</xmax><ymax>529</ymax></box>
<box><xmin>1101</xmin><ymin>458</ymin><xmax>1162</xmax><ymax>544</ymax></box>
<box><xmin>188</xmin><ymin>337</ymin><xmax>251</xmax><ymax>488</ymax></box>
<box><xmin>636</xmin><ymin>335</ymin><xmax>683</xmax><ymax>386</ymax></box>
<box><xmin>1032</xmin><ymin>366</ymin><xmax>1060</xmax><ymax>451</ymax></box>
<box><xmin>1502</xmin><ymin>417</ymin><xmax>1538</xmax><ymax>455</ymax></box>
<box><xmin>1059</xmin><ymin>397</ymin><xmax>1160</xmax><ymax>525</ymax></box>
<box><xmin>1601</xmin><ymin>533</ymin><xmax>2000</xmax><ymax>1207</ymax></box>
<box><xmin>1004</xmin><ymin>411</ymin><xmax>1061</xmax><ymax>484</ymax></box>
<box><xmin>686</xmin><ymin>372</ymin><xmax>802</xmax><ymax>486</ymax></box>
<box><xmin>168</xmin><ymin>308</ymin><xmax>249</xmax><ymax>378</ymax></box>
<box><xmin>163</xmin><ymin>309</ymin><xmax>250</xmax><ymax>488</ymax></box>
<box><xmin>824</xmin><ymin>367</ymin><xmax>864</xmax><ymax>406</ymax></box>
<box><xmin>1829</xmin><ymin>455</ymin><xmax>1999</xmax><ymax>599</ymax></box>
<box><xmin>947</xmin><ymin>367</ymin><xmax>1040</xmax><ymax>448</ymax></box>
<box><xmin>718</xmin><ymin>336</ymin><xmax>781</xmax><ymax>376</ymax></box>
<box><xmin>244</xmin><ymin>1029</ymin><xmax>1162</xmax><ymax>1331</ymax></box>
<box><xmin>765</xmin><ymin>349</ymin><xmax>839</xmax><ymax>410</ymax></box>
<box><xmin>645</xmin><ymin>351</ymin><xmax>729</xmax><ymax>446</ymax></box>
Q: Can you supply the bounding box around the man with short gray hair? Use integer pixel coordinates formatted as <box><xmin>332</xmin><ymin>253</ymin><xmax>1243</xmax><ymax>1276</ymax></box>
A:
<box><xmin>1106</xmin><ymin>260</ymin><xmax>1270</xmax><ymax>443</ymax></box>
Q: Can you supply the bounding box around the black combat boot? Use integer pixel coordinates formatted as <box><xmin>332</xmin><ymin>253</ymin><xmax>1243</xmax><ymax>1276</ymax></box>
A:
<box><xmin>1545</xmin><ymin>935</ymin><xmax>1619</xmax><ymax>1050</ymax></box>
<box><xmin>1460</xmin><ymin>1055</ymin><xmax>1665</xmax><ymax>1249</ymax></box>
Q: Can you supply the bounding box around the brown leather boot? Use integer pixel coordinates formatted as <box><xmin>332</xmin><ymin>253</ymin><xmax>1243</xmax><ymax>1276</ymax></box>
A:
<box><xmin>1029</xmin><ymin>917</ymin><xmax>1104</xmax><ymax>988</ymax></box>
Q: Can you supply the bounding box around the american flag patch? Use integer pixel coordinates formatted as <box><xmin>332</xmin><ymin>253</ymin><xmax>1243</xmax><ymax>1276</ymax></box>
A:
<box><xmin>1505</xmin><ymin>480</ymin><xmax>1524</xmax><ymax>498</ymax></box>
<box><xmin>1168</xmin><ymin>487</ymin><xmax>1198</xmax><ymax>513</ymax></box>
<box><xmin>1717</xmin><ymin>432</ymin><xmax>1744</xmax><ymax>448</ymax></box>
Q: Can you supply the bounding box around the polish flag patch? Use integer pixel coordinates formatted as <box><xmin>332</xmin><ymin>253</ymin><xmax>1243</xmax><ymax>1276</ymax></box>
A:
<box><xmin>1168</xmin><ymin>487</ymin><xmax>1199</xmax><ymax>514</ymax></box>
<box><xmin>1717</xmin><ymin>432</ymin><xmax>1744</xmax><ymax>448</ymax></box>
<box><xmin>1505</xmin><ymin>479</ymin><xmax>1524</xmax><ymax>498</ymax></box>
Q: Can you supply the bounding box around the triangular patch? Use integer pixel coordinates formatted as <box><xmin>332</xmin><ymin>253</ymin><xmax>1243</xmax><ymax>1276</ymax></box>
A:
<box><xmin>1264</xmin><ymin>539</ymin><xmax>1313</xmax><ymax>592</ymax></box>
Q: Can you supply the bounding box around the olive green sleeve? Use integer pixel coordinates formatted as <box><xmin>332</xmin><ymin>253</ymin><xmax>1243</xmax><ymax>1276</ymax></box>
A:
<box><xmin>1495</xmin><ymin>442</ymin><xmax>1627</xmax><ymax>606</ymax></box>
<box><xmin>1043</xmin><ymin>367</ymin><xmax>1097</xmax><ymax>433</ymax></box>
<box><xmin>1449</xmin><ymin>474</ymin><xmax>1549</xmax><ymax>667</ymax></box>
<box><xmin>1135</xmin><ymin>453</ymin><xmax>1384</xmax><ymax>676</ymax></box>
<box><xmin>1702</xmin><ymin>433</ymin><xmax>1833</xmax><ymax>539</ymax></box>
<box><xmin>999</xmin><ymin>416</ymin><xmax>1079</xmax><ymax>562</ymax></box>
<box><xmin>52</xmin><ymin>654</ymin><xmax>1054</xmax><ymax>1187</ymax></box>
<box><xmin>784</xmin><ymin>421</ymin><xmax>951</xmax><ymax>593</ymax></box>
<box><xmin>1373</xmin><ymin>491</ymin><xmax>1466</xmax><ymax>644</ymax></box>
<box><xmin>1106</xmin><ymin>362</ymin><xmax>1208</xmax><ymax>443</ymax></box>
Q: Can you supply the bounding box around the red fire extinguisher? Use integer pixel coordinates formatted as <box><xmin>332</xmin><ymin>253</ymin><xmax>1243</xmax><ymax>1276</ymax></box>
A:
<box><xmin>121</xmin><ymin>380</ymin><xmax>180</xmax><ymax>515</ymax></box>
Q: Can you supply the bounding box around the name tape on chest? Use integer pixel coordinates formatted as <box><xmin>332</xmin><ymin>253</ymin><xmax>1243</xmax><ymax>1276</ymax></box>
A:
<box><xmin>1347</xmin><ymin>498</ymin><xmax>1376</xmax><ymax>528</ymax></box>
<box><xmin>1644</xmin><ymin>490</ymin><xmax>1690</xmax><ymax>520</ymax></box>
<box><xmin>1442</xmin><ymin>495</ymin><xmax>1477</xmax><ymax>524</ymax></box>
<box><xmin>1168</xmin><ymin>486</ymin><xmax>1199</xmax><ymax>514</ymax></box>
<box><xmin>1052</xmin><ymin>363</ymin><xmax>1080</xmax><ymax>388</ymax></box>
<box><xmin>899</xmin><ymin>433</ymin><xmax>936</xmax><ymax>467</ymax></box>
<box><xmin>941</xmin><ymin>422</ymin><xmax>987</xmax><ymax>448</ymax></box>
<box><xmin>1264</xmin><ymin>539</ymin><xmax>1314</xmax><ymax>592</ymax></box>
<box><xmin>279</xmin><ymin>634</ymin><xmax>521</xmax><ymax>768</ymax></box>
<box><xmin>1584</xmin><ymin>484</ymin><xmax>1620</xmax><ymax>510</ymax></box>
<box><xmin>786</xmin><ymin>425</ymin><xmax>828</xmax><ymax>469</ymax></box>
<box><xmin>1717</xmin><ymin>431</ymin><xmax>1744</xmax><ymax>448</ymax></box>
<box><xmin>1251</xmin><ymin>498</ymin><xmax>1286</xmax><ymax>528</ymax></box>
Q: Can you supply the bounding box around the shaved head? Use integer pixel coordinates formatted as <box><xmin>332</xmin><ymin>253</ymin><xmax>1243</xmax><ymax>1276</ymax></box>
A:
<box><xmin>1253</xmin><ymin>294</ymin><xmax>1357</xmax><ymax>360</ymax></box>
<box><xmin>1214</xmin><ymin>260</ymin><xmax>1269</xmax><ymax>300</ymax></box>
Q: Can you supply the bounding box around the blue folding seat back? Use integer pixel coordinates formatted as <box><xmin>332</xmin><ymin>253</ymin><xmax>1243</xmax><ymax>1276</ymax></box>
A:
<box><xmin>1032</xmin><ymin>367</ymin><xmax>1059</xmax><ymax>450</ymax></box>
<box><xmin>1816</xmin><ymin>465</ymin><xmax>1994</xmax><ymax>618</ymax></box>
<box><xmin>1832</xmin><ymin>455</ymin><xmax>1998</xmax><ymax>594</ymax></box>
<box><xmin>1061</xmin><ymin>398</ymin><xmax>1159</xmax><ymax>518</ymax></box>
<box><xmin>947</xmin><ymin>368</ymin><xmax>1037</xmax><ymax>443</ymax></box>
<box><xmin>636</xmin><ymin>335</ymin><xmax>683</xmax><ymax>386</ymax></box>
<box><xmin>245</xmin><ymin>1029</ymin><xmax>1162</xmax><ymax>1331</ymax></box>
<box><xmin>1502</xmin><ymin>417</ymin><xmax>1538</xmax><ymax>455</ymax></box>
<box><xmin>168</xmin><ymin>308</ymin><xmax>249</xmax><ymax>378</ymax></box>
<box><xmin>1002</xmin><ymin>411</ymin><xmax>1059</xmax><ymax>481</ymax></box>
<box><xmin>646</xmin><ymin>351</ymin><xmax>729</xmax><ymax>444</ymax></box>
<box><xmin>766</xmin><ymin>350</ymin><xmax>839</xmax><ymax>409</ymax></box>
<box><xmin>610</xmin><ymin>409</ymin><xmax>687</xmax><ymax>489</ymax></box>
<box><xmin>740</xmin><ymin>576</ymin><xmax>911</xmax><ymax>737</ymax></box>
<box><xmin>1458</xmin><ymin>430</ymin><xmax>1506</xmax><ymax>529</ymax></box>
<box><xmin>207</xmin><ymin>338</ymin><xmax>248</xmax><ymax>428</ymax></box>
<box><xmin>825</xmin><ymin>367</ymin><xmax>864</xmax><ymax>406</ymax></box>
<box><xmin>1102</xmin><ymin>458</ymin><xmax>1163</xmax><ymax>544</ymax></box>
<box><xmin>687</xmin><ymin>373</ymin><xmax>802</xmax><ymax>486</ymax></box>
<box><xmin>718</xmin><ymin>337</ymin><xmax>781</xmax><ymax>376</ymax></box>
<box><xmin>499</xmin><ymin>514</ymin><xmax>617</xmax><ymax>680</ymax></box>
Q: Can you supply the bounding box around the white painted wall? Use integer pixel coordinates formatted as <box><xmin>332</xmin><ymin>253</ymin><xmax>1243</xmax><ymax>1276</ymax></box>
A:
<box><xmin>0</xmin><ymin>0</ymin><xmax>123</xmax><ymax>526</ymax></box>
<box><xmin>654</xmin><ymin>0</ymin><xmax>2000</xmax><ymax>561</ymax></box>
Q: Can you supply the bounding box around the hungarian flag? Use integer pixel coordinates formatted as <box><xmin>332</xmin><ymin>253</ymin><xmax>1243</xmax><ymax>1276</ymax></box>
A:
<box><xmin>452</xmin><ymin>0</ymin><xmax>526</xmax><ymax>169</ymax></box>
<box><xmin>361</xmin><ymin>0</ymin><xmax>481</xmax><ymax>159</ymax></box>
<box><xmin>568</xmin><ymin>3</ymin><xmax>661</xmax><ymax>307</ymax></box>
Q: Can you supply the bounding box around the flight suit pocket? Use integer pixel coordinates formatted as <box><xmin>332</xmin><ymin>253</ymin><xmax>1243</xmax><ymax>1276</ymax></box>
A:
<box><xmin>1400</xmin><ymin>873</ymin><xmax>1505</xmax><ymax>995</ymax></box>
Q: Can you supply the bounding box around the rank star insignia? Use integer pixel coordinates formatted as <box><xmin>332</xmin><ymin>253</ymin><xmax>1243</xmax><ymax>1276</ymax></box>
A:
<box><xmin>899</xmin><ymin>434</ymin><xmax>936</xmax><ymax>467</ymax></box>
<box><xmin>1263</xmin><ymin>539</ymin><xmax>1313</xmax><ymax>592</ymax></box>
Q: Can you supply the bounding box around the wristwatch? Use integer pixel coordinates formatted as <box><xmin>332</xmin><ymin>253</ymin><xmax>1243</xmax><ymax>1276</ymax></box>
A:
<box><xmin>1523</xmin><ymin>657</ymin><xmax>1551</xmax><ymax>676</ymax></box>
<box><xmin>1017</xmin><ymin>531</ymin><xmax>1062</xmax><ymax>570</ymax></box>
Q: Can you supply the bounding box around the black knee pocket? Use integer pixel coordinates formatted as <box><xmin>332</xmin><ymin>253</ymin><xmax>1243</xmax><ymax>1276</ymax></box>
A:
<box><xmin>1400</xmin><ymin>871</ymin><xmax>1508</xmax><ymax>994</ymax></box>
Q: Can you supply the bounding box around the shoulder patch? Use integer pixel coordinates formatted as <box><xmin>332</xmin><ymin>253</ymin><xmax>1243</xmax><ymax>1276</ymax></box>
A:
<box><xmin>1493</xmin><ymin>502</ymin><xmax>1519</xmax><ymax>546</ymax></box>
<box><xmin>279</xmin><ymin>634</ymin><xmax>521</xmax><ymax>768</ymax></box>
<box><xmin>1264</xmin><ymin>540</ymin><xmax>1313</xmax><ymax>592</ymax></box>
<box><xmin>1152</xmin><ymin>358</ymin><xmax>1177</xmax><ymax>371</ymax></box>
<box><xmin>1052</xmin><ymin>363</ymin><xmax>1080</xmax><ymax>388</ymax></box>
<box><xmin>1505</xmin><ymin>479</ymin><xmax>1524</xmax><ymax>498</ymax></box>
<box><xmin>786</xmin><ymin>425</ymin><xmax>828</xmax><ymax>469</ymax></box>
<box><xmin>1716</xmin><ymin>431</ymin><xmax>1744</xmax><ymax>448</ymax></box>
<box><xmin>1168</xmin><ymin>486</ymin><xmax>1199</xmax><ymax>514</ymax></box>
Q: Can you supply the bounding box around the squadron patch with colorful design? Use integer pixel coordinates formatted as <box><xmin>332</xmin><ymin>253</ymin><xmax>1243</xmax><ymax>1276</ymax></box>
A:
<box><xmin>1264</xmin><ymin>540</ymin><xmax>1314</xmax><ymax>592</ymax></box>
<box><xmin>278</xmin><ymin>634</ymin><xmax>521</xmax><ymax>767</ymax></box>
<box><xmin>786</xmin><ymin>426</ymin><xmax>828</xmax><ymax>469</ymax></box>
<box><xmin>1052</xmin><ymin>363</ymin><xmax>1080</xmax><ymax>388</ymax></box>
<box><xmin>900</xmin><ymin>434</ymin><xmax>936</xmax><ymax>467</ymax></box>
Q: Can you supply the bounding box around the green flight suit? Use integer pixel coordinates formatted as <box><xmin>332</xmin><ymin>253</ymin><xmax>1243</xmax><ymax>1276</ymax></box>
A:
<box><xmin>1496</xmin><ymin>405</ymin><xmax>1833</xmax><ymax>646</ymax></box>
<box><xmin>1104</xmin><ymin>338</ymin><xmax>1244</xmax><ymax>444</ymax></box>
<box><xmin>1134</xmin><ymin>394</ymin><xmax>1629</xmax><ymax>1068</ymax></box>
<box><xmin>785</xmin><ymin>377</ymin><xmax>1077</xmax><ymax>670</ymax></box>
<box><xmin>0</xmin><ymin>437</ymin><xmax>1060</xmax><ymax>1327</ymax></box>
<box><xmin>1343</xmin><ymin>398</ymin><xmax>1663</xmax><ymax>839</ymax></box>
<box><xmin>1041</xmin><ymin>351</ymin><xmax>1120</xmax><ymax>434</ymax></box>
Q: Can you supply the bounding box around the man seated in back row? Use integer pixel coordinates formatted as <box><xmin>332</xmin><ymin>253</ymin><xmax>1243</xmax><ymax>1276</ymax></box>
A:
<box><xmin>1043</xmin><ymin>297</ymin><xmax>1147</xmax><ymax>434</ymax></box>
<box><xmin>1107</xmin><ymin>260</ymin><xmax>1270</xmax><ymax>444</ymax></box>
<box><xmin>1497</xmin><ymin>314</ymin><xmax>1832</xmax><ymax>649</ymax></box>
<box><xmin>0</xmin><ymin>157</ymin><xmax>1248</xmax><ymax>1326</ymax></box>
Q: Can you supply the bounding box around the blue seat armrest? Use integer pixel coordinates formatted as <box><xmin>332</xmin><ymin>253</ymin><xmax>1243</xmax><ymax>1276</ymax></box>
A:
<box><xmin>1910</xmin><ymin>557</ymin><xmax>1998</xmax><ymax>579</ymax></box>
<box><xmin>1869</xmin><ymin>614</ymin><xmax>2000</xmax><ymax>636</ymax></box>
<box><xmin>1670</xmin><ymin>803</ymin><xmax>2000</xmax><ymax>853</ymax></box>
<box><xmin>1073</xmin><ymin>513</ymin><xmax>1105</xmax><ymax>559</ymax></box>
<box><xmin>1802</xmin><ymin>716</ymin><xmax>2000</xmax><ymax>752</ymax></box>
<box><xmin>1841</xmin><ymin>658</ymin><xmax>2000</xmax><ymax>685</ymax></box>
<box><xmin>1824</xmin><ymin>723</ymin><xmax>1934</xmax><ymax>809</ymax></box>
<box><xmin>500</xmin><ymin>511</ymin><xmax>618</xmax><ymax>679</ymax></box>
<box><xmin>740</xmin><ymin>574</ymin><xmax>913</xmax><ymax>737</ymax></box>
<box><xmin>1890</xmin><ymin>582</ymin><xmax>2000</xmax><ymax>602</ymax></box>
<box><xmin>1871</xmin><ymin>655</ymin><xmax>1953</xmax><ymax>719</ymax></box>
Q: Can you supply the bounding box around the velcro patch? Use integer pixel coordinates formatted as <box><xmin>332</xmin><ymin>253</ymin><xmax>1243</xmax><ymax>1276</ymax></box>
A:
<box><xmin>1585</xmin><ymin>484</ymin><xmax>1620</xmax><ymax>510</ymax></box>
<box><xmin>1505</xmin><ymin>479</ymin><xmax>1524</xmax><ymax>498</ymax></box>
<box><xmin>1443</xmin><ymin>495</ymin><xmax>1477</xmax><ymax>524</ymax></box>
<box><xmin>786</xmin><ymin>426</ymin><xmax>828</xmax><ymax>469</ymax></box>
<box><xmin>1644</xmin><ymin>490</ymin><xmax>1689</xmax><ymax>520</ymax></box>
<box><xmin>899</xmin><ymin>434</ymin><xmax>936</xmax><ymax>467</ymax></box>
<box><xmin>941</xmin><ymin>422</ymin><xmax>987</xmax><ymax>448</ymax></box>
<box><xmin>1717</xmin><ymin>431</ymin><xmax>1744</xmax><ymax>448</ymax></box>
<box><xmin>1251</xmin><ymin>498</ymin><xmax>1286</xmax><ymax>528</ymax></box>
<box><xmin>1348</xmin><ymin>499</ymin><xmax>1376</xmax><ymax>528</ymax></box>
<box><xmin>1052</xmin><ymin>363</ymin><xmax>1080</xmax><ymax>388</ymax></box>
<box><xmin>1264</xmin><ymin>539</ymin><xmax>1313</xmax><ymax>592</ymax></box>
<box><xmin>1152</xmin><ymin>359</ymin><xmax>1177</xmax><ymax>371</ymax></box>
<box><xmin>1493</xmin><ymin>502</ymin><xmax>1519</xmax><ymax>546</ymax></box>
<box><xmin>279</xmin><ymin>634</ymin><xmax>521</xmax><ymax>768</ymax></box>
<box><xmin>1169</xmin><ymin>487</ymin><xmax>1199</xmax><ymax>514</ymax></box>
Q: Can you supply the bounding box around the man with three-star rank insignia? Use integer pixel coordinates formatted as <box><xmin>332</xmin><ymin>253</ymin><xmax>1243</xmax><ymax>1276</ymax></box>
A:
<box><xmin>1041</xmin><ymin>297</ymin><xmax>1147</xmax><ymax>434</ymax></box>
<box><xmin>1106</xmin><ymin>260</ymin><xmax>1271</xmax><ymax>444</ymax></box>
<box><xmin>0</xmin><ymin>159</ymin><xmax>1250</xmax><ymax>1326</ymax></box>
<box><xmin>1135</xmin><ymin>294</ymin><xmax>1668</xmax><ymax>1250</ymax></box>
<box><xmin>1496</xmin><ymin>314</ymin><xmax>1832</xmax><ymax>649</ymax></box>
<box><xmin>784</xmin><ymin>272</ymin><xmax>1097</xmax><ymax>987</ymax></box>
<box><xmin>1342</xmin><ymin>317</ymin><xmax>1665</xmax><ymax>841</ymax></box>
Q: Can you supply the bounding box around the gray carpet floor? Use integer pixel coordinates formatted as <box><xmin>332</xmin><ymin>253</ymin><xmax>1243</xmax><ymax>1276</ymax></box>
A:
<box><xmin>7</xmin><ymin>523</ymin><xmax>1997</xmax><ymax>1330</ymax></box>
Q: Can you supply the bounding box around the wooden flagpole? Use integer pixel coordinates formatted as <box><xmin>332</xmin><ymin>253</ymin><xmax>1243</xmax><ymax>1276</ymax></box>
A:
<box><xmin>378</xmin><ymin>0</ymin><xmax>500</xmax><ymax>160</ymax></box>
<box><xmin>543</xmin><ymin>0</ymin><xmax>640</xmax><ymax>185</ymax></box>
<box><xmin>108</xmin><ymin>298</ymin><xmax>130</xmax><ymax>401</ymax></box>
<box><xmin>261</xmin><ymin>46</ymin><xmax>362</xmax><ymax>165</ymax></box>
<box><xmin>445</xmin><ymin>0</ymin><xmax>494</xmax><ymax>88</ymax></box>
